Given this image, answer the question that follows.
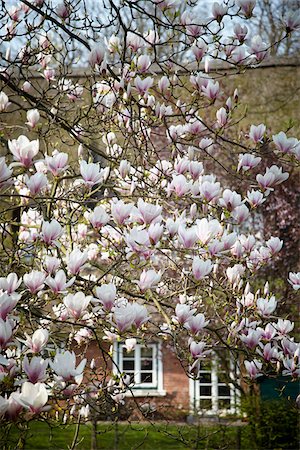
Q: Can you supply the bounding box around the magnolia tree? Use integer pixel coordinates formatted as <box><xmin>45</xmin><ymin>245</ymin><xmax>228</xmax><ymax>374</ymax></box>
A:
<box><xmin>0</xmin><ymin>0</ymin><xmax>300</xmax><ymax>445</ymax></box>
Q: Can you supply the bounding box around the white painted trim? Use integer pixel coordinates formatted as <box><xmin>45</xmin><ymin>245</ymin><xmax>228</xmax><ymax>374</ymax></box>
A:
<box><xmin>112</xmin><ymin>341</ymin><xmax>164</xmax><ymax>394</ymax></box>
<box><xmin>189</xmin><ymin>353</ymin><xmax>240</xmax><ymax>416</ymax></box>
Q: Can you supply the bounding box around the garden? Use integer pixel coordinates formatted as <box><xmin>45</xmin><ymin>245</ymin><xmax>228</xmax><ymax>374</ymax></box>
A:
<box><xmin>0</xmin><ymin>0</ymin><xmax>299</xmax><ymax>449</ymax></box>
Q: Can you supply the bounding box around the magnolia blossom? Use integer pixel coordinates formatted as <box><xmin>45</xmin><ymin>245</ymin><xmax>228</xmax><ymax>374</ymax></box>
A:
<box><xmin>0</xmin><ymin>157</ymin><xmax>13</xmax><ymax>188</ymax></box>
<box><xmin>266</xmin><ymin>237</ymin><xmax>283</xmax><ymax>254</ymax></box>
<box><xmin>178</xmin><ymin>225</ymin><xmax>198</xmax><ymax>249</ymax></box>
<box><xmin>138</xmin><ymin>269</ymin><xmax>161</xmax><ymax>292</ymax></box>
<box><xmin>0</xmin><ymin>273</ymin><xmax>21</xmax><ymax>294</ymax></box>
<box><xmin>240</xmin><ymin>329</ymin><xmax>262</xmax><ymax>349</ymax></box>
<box><xmin>86</xmin><ymin>205</ymin><xmax>110</xmax><ymax>228</ymax></box>
<box><xmin>288</xmin><ymin>272</ymin><xmax>300</xmax><ymax>290</ymax></box>
<box><xmin>43</xmin><ymin>256</ymin><xmax>60</xmax><ymax>274</ymax></box>
<box><xmin>63</xmin><ymin>292</ymin><xmax>92</xmax><ymax>320</ymax></box>
<box><xmin>249</xmin><ymin>124</ymin><xmax>266</xmax><ymax>143</ymax></box>
<box><xmin>134</xmin><ymin>76</ymin><xmax>153</xmax><ymax>95</ymax></box>
<box><xmin>0</xmin><ymin>292</ymin><xmax>20</xmax><ymax>320</ymax></box>
<box><xmin>45</xmin><ymin>270</ymin><xmax>75</xmax><ymax>294</ymax></box>
<box><xmin>237</xmin><ymin>153</ymin><xmax>261</xmax><ymax>172</ymax></box>
<box><xmin>272</xmin><ymin>131</ymin><xmax>298</xmax><ymax>154</ymax></box>
<box><xmin>45</xmin><ymin>152</ymin><xmax>68</xmax><ymax>176</ymax></box>
<box><xmin>50</xmin><ymin>351</ymin><xmax>86</xmax><ymax>382</ymax></box>
<box><xmin>26</xmin><ymin>109</ymin><xmax>40</xmax><ymax>128</ymax></box>
<box><xmin>282</xmin><ymin>357</ymin><xmax>300</xmax><ymax>378</ymax></box>
<box><xmin>8</xmin><ymin>135</ymin><xmax>39</xmax><ymax>168</ymax></box>
<box><xmin>18</xmin><ymin>382</ymin><xmax>49</xmax><ymax>413</ymax></box>
<box><xmin>131</xmin><ymin>303</ymin><xmax>150</xmax><ymax>328</ymax></box>
<box><xmin>190</xmin><ymin>341</ymin><xmax>209</xmax><ymax>359</ymax></box>
<box><xmin>237</xmin><ymin>0</ymin><xmax>256</xmax><ymax>18</ymax></box>
<box><xmin>0</xmin><ymin>92</ymin><xmax>10</xmax><ymax>112</ymax></box>
<box><xmin>200</xmin><ymin>180</ymin><xmax>221</xmax><ymax>202</ymax></box>
<box><xmin>192</xmin><ymin>257</ymin><xmax>213</xmax><ymax>280</ymax></box>
<box><xmin>284</xmin><ymin>10</ymin><xmax>300</xmax><ymax>32</ymax></box>
<box><xmin>23</xmin><ymin>271</ymin><xmax>46</xmax><ymax>294</ymax></box>
<box><xmin>211</xmin><ymin>2</ymin><xmax>228</xmax><ymax>22</ymax></box>
<box><xmin>114</xmin><ymin>302</ymin><xmax>149</xmax><ymax>332</ymax></box>
<box><xmin>25</xmin><ymin>173</ymin><xmax>48</xmax><ymax>195</ymax></box>
<box><xmin>89</xmin><ymin>44</ymin><xmax>106</xmax><ymax>67</ymax></box>
<box><xmin>0</xmin><ymin>319</ymin><xmax>13</xmax><ymax>350</ymax></box>
<box><xmin>95</xmin><ymin>283</ymin><xmax>116</xmax><ymax>311</ymax></box>
<box><xmin>197</xmin><ymin>218</ymin><xmax>222</xmax><ymax>244</ymax></box>
<box><xmin>226</xmin><ymin>264</ymin><xmax>245</xmax><ymax>285</ymax></box>
<box><xmin>124</xmin><ymin>338</ymin><xmax>137</xmax><ymax>353</ymax></box>
<box><xmin>219</xmin><ymin>189</ymin><xmax>242</xmax><ymax>211</ymax></box>
<box><xmin>23</xmin><ymin>356</ymin><xmax>48</xmax><ymax>384</ymax></box>
<box><xmin>259</xmin><ymin>343</ymin><xmax>279</xmax><ymax>362</ymax></box>
<box><xmin>201</xmin><ymin>80</ymin><xmax>220</xmax><ymax>100</ymax></box>
<box><xmin>244</xmin><ymin>360</ymin><xmax>262</xmax><ymax>379</ymax></box>
<box><xmin>274</xmin><ymin>319</ymin><xmax>294</xmax><ymax>336</ymax></box>
<box><xmin>136</xmin><ymin>199</ymin><xmax>162</xmax><ymax>224</ymax></box>
<box><xmin>174</xmin><ymin>304</ymin><xmax>196</xmax><ymax>325</ymax></box>
<box><xmin>256</xmin><ymin>296</ymin><xmax>277</xmax><ymax>317</ymax></box>
<box><xmin>67</xmin><ymin>248</ymin><xmax>88</xmax><ymax>275</ymax></box>
<box><xmin>148</xmin><ymin>222</ymin><xmax>164</xmax><ymax>245</ymax></box>
<box><xmin>24</xmin><ymin>329</ymin><xmax>49</xmax><ymax>353</ymax></box>
<box><xmin>246</xmin><ymin>190</ymin><xmax>265</xmax><ymax>208</ymax></box>
<box><xmin>111</xmin><ymin>200</ymin><xmax>134</xmax><ymax>225</ymax></box>
<box><xmin>41</xmin><ymin>219</ymin><xmax>62</xmax><ymax>245</ymax></box>
<box><xmin>168</xmin><ymin>174</ymin><xmax>191</xmax><ymax>196</ymax></box>
<box><xmin>136</xmin><ymin>54</ymin><xmax>151</xmax><ymax>72</ymax></box>
<box><xmin>80</xmin><ymin>161</ymin><xmax>105</xmax><ymax>187</ymax></box>
<box><xmin>185</xmin><ymin>313</ymin><xmax>210</xmax><ymax>334</ymax></box>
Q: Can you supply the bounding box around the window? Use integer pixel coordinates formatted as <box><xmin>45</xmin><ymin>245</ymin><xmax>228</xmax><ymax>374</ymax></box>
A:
<box><xmin>190</xmin><ymin>354</ymin><xmax>240</xmax><ymax>415</ymax></box>
<box><xmin>113</xmin><ymin>342</ymin><xmax>165</xmax><ymax>396</ymax></box>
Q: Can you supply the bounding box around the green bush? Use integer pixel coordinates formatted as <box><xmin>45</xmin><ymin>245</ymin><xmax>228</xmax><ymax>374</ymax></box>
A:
<box><xmin>243</xmin><ymin>397</ymin><xmax>299</xmax><ymax>449</ymax></box>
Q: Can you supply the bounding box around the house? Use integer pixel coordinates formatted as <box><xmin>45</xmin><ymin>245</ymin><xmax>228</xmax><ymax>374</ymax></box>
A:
<box><xmin>86</xmin><ymin>339</ymin><xmax>241</xmax><ymax>420</ymax></box>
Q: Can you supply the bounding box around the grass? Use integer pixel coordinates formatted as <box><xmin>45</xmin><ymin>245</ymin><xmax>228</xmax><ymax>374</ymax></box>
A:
<box><xmin>1</xmin><ymin>420</ymin><xmax>253</xmax><ymax>450</ymax></box>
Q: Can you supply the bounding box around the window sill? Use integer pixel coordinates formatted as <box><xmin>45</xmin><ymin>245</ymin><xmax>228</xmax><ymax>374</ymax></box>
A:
<box><xmin>124</xmin><ymin>389</ymin><xmax>167</xmax><ymax>397</ymax></box>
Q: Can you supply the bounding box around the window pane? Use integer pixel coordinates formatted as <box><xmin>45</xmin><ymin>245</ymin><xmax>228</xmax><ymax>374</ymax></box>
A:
<box><xmin>200</xmin><ymin>385</ymin><xmax>211</xmax><ymax>396</ymax></box>
<box><xmin>219</xmin><ymin>399</ymin><xmax>231</xmax><ymax>409</ymax></box>
<box><xmin>218</xmin><ymin>385</ymin><xmax>231</xmax><ymax>396</ymax></box>
<box><xmin>141</xmin><ymin>359</ymin><xmax>153</xmax><ymax>370</ymax></box>
<box><xmin>200</xmin><ymin>372</ymin><xmax>211</xmax><ymax>383</ymax></box>
<box><xmin>200</xmin><ymin>399</ymin><xmax>212</xmax><ymax>409</ymax></box>
<box><xmin>140</xmin><ymin>372</ymin><xmax>153</xmax><ymax>383</ymax></box>
<box><xmin>123</xmin><ymin>360</ymin><xmax>135</xmax><ymax>370</ymax></box>
<box><xmin>141</xmin><ymin>347</ymin><xmax>153</xmax><ymax>357</ymax></box>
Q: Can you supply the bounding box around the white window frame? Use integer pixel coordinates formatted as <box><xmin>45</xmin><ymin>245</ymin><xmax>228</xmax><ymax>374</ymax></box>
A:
<box><xmin>189</xmin><ymin>354</ymin><xmax>240</xmax><ymax>416</ymax></box>
<box><xmin>113</xmin><ymin>342</ymin><xmax>165</xmax><ymax>397</ymax></box>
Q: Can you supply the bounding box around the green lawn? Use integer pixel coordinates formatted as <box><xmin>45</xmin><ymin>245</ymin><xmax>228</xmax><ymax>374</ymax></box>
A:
<box><xmin>1</xmin><ymin>421</ymin><xmax>251</xmax><ymax>450</ymax></box>
<box><xmin>2</xmin><ymin>419</ymin><xmax>298</xmax><ymax>450</ymax></box>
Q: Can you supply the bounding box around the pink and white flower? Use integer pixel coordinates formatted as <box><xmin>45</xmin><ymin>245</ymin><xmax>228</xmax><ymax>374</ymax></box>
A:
<box><xmin>192</xmin><ymin>257</ymin><xmax>213</xmax><ymax>280</ymax></box>
<box><xmin>138</xmin><ymin>269</ymin><xmax>161</xmax><ymax>292</ymax></box>
<box><xmin>63</xmin><ymin>292</ymin><xmax>92</xmax><ymax>320</ymax></box>
<box><xmin>67</xmin><ymin>249</ymin><xmax>88</xmax><ymax>275</ymax></box>
<box><xmin>23</xmin><ymin>356</ymin><xmax>48</xmax><ymax>384</ymax></box>
<box><xmin>24</xmin><ymin>329</ymin><xmax>49</xmax><ymax>353</ymax></box>
<box><xmin>95</xmin><ymin>283</ymin><xmax>117</xmax><ymax>311</ymax></box>
<box><xmin>41</xmin><ymin>219</ymin><xmax>62</xmax><ymax>245</ymax></box>
<box><xmin>26</xmin><ymin>109</ymin><xmax>40</xmax><ymax>128</ymax></box>
<box><xmin>8</xmin><ymin>136</ymin><xmax>39</xmax><ymax>168</ymax></box>
<box><xmin>18</xmin><ymin>382</ymin><xmax>49</xmax><ymax>414</ymax></box>
<box><xmin>45</xmin><ymin>270</ymin><xmax>75</xmax><ymax>294</ymax></box>
<box><xmin>23</xmin><ymin>271</ymin><xmax>46</xmax><ymax>294</ymax></box>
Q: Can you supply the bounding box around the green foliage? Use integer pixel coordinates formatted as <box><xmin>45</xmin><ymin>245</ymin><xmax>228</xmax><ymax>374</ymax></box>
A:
<box><xmin>242</xmin><ymin>396</ymin><xmax>299</xmax><ymax>449</ymax></box>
